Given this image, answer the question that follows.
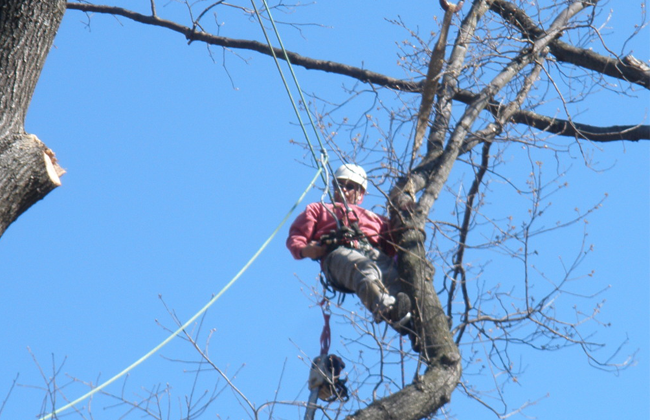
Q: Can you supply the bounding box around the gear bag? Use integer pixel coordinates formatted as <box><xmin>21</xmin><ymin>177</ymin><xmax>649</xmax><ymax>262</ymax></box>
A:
<box><xmin>307</xmin><ymin>354</ymin><xmax>349</xmax><ymax>402</ymax></box>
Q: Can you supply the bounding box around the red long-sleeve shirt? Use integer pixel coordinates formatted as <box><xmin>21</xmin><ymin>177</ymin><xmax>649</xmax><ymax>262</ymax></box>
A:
<box><xmin>286</xmin><ymin>202</ymin><xmax>395</xmax><ymax>260</ymax></box>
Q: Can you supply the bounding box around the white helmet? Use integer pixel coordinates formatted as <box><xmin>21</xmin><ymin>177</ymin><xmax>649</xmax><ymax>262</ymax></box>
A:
<box><xmin>334</xmin><ymin>163</ymin><xmax>367</xmax><ymax>191</ymax></box>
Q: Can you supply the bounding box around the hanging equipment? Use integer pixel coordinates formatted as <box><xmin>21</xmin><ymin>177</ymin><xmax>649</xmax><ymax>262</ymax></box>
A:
<box><xmin>304</xmin><ymin>299</ymin><xmax>349</xmax><ymax>420</ymax></box>
<box><xmin>250</xmin><ymin>2</ymin><xmax>352</xmax><ymax>419</ymax></box>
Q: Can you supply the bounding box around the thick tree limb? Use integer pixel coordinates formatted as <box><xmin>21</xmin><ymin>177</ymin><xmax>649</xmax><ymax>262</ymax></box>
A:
<box><xmin>0</xmin><ymin>135</ymin><xmax>65</xmax><ymax>236</ymax></box>
<box><xmin>411</xmin><ymin>6</ymin><xmax>456</xmax><ymax>167</ymax></box>
<box><xmin>511</xmin><ymin>112</ymin><xmax>649</xmax><ymax>142</ymax></box>
<box><xmin>346</xmin><ymin>362</ymin><xmax>461</xmax><ymax>420</ymax></box>
<box><xmin>65</xmin><ymin>2</ymin><xmax>416</xmax><ymax>91</ymax></box>
<box><xmin>66</xmin><ymin>2</ymin><xmax>649</xmax><ymax>143</ymax></box>
<box><xmin>389</xmin><ymin>9</ymin><xmax>595</xmax><ymax>396</ymax></box>
<box><xmin>451</xmin><ymin>89</ymin><xmax>650</xmax><ymax>142</ymax></box>
<box><xmin>379</xmin><ymin>5</ymin><xmax>499</xmax><ymax>420</ymax></box>
<box><xmin>2</xmin><ymin>0</ymin><xmax>65</xmax><ymax>136</ymax></box>
<box><xmin>490</xmin><ymin>0</ymin><xmax>650</xmax><ymax>89</ymax></box>
<box><xmin>432</xmin><ymin>0</ymin><xmax>594</xmax><ymax>179</ymax></box>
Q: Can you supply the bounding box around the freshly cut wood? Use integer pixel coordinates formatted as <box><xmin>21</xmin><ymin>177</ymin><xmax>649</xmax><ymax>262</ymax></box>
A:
<box><xmin>0</xmin><ymin>0</ymin><xmax>66</xmax><ymax>238</ymax></box>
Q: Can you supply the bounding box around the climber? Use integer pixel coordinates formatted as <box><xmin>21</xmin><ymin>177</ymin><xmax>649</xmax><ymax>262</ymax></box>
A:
<box><xmin>286</xmin><ymin>163</ymin><xmax>411</xmax><ymax>329</ymax></box>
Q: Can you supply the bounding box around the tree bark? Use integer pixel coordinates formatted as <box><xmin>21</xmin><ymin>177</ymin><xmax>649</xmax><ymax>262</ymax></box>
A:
<box><xmin>0</xmin><ymin>0</ymin><xmax>66</xmax><ymax>237</ymax></box>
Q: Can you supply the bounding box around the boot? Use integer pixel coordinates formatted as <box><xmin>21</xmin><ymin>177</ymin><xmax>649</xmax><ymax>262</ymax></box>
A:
<box><xmin>388</xmin><ymin>292</ymin><xmax>412</xmax><ymax>335</ymax></box>
<box><xmin>374</xmin><ymin>292</ymin><xmax>412</xmax><ymax>335</ymax></box>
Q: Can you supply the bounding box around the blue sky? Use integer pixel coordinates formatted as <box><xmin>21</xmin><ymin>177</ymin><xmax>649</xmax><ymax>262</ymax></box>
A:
<box><xmin>0</xmin><ymin>1</ymin><xmax>648</xmax><ymax>419</ymax></box>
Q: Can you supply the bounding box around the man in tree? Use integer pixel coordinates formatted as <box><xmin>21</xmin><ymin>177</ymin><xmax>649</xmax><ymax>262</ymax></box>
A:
<box><xmin>287</xmin><ymin>164</ymin><xmax>412</xmax><ymax>332</ymax></box>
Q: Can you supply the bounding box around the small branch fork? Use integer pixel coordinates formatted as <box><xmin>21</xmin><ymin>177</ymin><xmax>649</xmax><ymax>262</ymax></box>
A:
<box><xmin>448</xmin><ymin>140</ymin><xmax>491</xmax><ymax>343</ymax></box>
<box><xmin>440</xmin><ymin>0</ymin><xmax>464</xmax><ymax>13</ymax></box>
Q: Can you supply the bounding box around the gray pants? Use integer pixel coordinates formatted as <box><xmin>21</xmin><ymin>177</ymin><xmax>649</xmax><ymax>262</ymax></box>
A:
<box><xmin>322</xmin><ymin>247</ymin><xmax>400</xmax><ymax>313</ymax></box>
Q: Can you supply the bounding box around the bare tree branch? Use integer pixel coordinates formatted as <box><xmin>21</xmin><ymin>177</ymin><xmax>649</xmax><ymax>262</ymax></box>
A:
<box><xmin>65</xmin><ymin>2</ymin><xmax>649</xmax><ymax>144</ymax></box>
<box><xmin>490</xmin><ymin>0</ymin><xmax>650</xmax><ymax>89</ymax></box>
<box><xmin>411</xmin><ymin>5</ymin><xmax>458</xmax><ymax>167</ymax></box>
<box><xmin>65</xmin><ymin>2</ymin><xmax>416</xmax><ymax>91</ymax></box>
<box><xmin>451</xmin><ymin>89</ymin><xmax>650</xmax><ymax>142</ymax></box>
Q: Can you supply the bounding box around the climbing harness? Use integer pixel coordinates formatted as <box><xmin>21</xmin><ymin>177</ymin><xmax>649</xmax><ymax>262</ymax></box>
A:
<box><xmin>319</xmin><ymin>222</ymin><xmax>373</xmax><ymax>255</ymax></box>
<box><xmin>318</xmin><ymin>221</ymin><xmax>377</xmax><ymax>298</ymax></box>
<box><xmin>319</xmin><ymin>270</ymin><xmax>353</xmax><ymax>301</ymax></box>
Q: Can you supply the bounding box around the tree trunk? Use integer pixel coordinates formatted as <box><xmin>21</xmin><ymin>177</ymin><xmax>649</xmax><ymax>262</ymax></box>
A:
<box><xmin>0</xmin><ymin>0</ymin><xmax>66</xmax><ymax>237</ymax></box>
<box><xmin>345</xmin><ymin>226</ymin><xmax>462</xmax><ymax>420</ymax></box>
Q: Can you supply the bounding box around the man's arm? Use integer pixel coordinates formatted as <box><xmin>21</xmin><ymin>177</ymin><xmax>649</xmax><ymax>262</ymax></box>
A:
<box><xmin>300</xmin><ymin>242</ymin><xmax>327</xmax><ymax>260</ymax></box>
<box><xmin>287</xmin><ymin>203</ymin><xmax>327</xmax><ymax>260</ymax></box>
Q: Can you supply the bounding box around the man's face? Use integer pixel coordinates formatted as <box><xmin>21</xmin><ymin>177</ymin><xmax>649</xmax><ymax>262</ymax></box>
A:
<box><xmin>334</xmin><ymin>179</ymin><xmax>364</xmax><ymax>205</ymax></box>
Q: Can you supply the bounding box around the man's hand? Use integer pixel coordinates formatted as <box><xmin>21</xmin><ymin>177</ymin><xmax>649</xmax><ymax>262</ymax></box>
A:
<box><xmin>301</xmin><ymin>242</ymin><xmax>327</xmax><ymax>260</ymax></box>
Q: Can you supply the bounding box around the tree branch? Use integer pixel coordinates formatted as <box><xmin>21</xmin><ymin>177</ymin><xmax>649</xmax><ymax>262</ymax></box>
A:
<box><xmin>490</xmin><ymin>0</ymin><xmax>650</xmax><ymax>89</ymax></box>
<box><xmin>65</xmin><ymin>2</ymin><xmax>418</xmax><ymax>91</ymax></box>
<box><xmin>451</xmin><ymin>89</ymin><xmax>650</xmax><ymax>142</ymax></box>
<box><xmin>411</xmin><ymin>7</ymin><xmax>455</xmax><ymax>168</ymax></box>
<box><xmin>65</xmin><ymin>2</ymin><xmax>649</xmax><ymax>143</ymax></box>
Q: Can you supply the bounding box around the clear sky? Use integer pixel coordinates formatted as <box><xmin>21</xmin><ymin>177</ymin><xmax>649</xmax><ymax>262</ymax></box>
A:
<box><xmin>1</xmin><ymin>1</ymin><xmax>648</xmax><ymax>420</ymax></box>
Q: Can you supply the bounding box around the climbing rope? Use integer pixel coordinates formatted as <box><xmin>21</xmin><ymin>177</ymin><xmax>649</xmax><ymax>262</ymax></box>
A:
<box><xmin>252</xmin><ymin>0</ymin><xmax>357</xmax><ymax>224</ymax></box>
<box><xmin>251</xmin><ymin>5</ymin><xmax>352</xmax><ymax>418</ymax></box>
<box><xmin>251</xmin><ymin>0</ymin><xmax>332</xmax><ymax>187</ymax></box>
<box><xmin>37</xmin><ymin>169</ymin><xmax>322</xmax><ymax>420</ymax></box>
<box><xmin>40</xmin><ymin>3</ymin><xmax>350</xmax><ymax>419</ymax></box>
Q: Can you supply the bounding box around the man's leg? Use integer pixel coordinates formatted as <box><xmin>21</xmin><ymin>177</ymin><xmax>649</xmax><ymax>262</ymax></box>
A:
<box><xmin>367</xmin><ymin>248</ymin><xmax>401</xmax><ymax>295</ymax></box>
<box><xmin>323</xmin><ymin>247</ymin><xmax>386</xmax><ymax>312</ymax></box>
<box><xmin>323</xmin><ymin>248</ymin><xmax>411</xmax><ymax>326</ymax></box>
